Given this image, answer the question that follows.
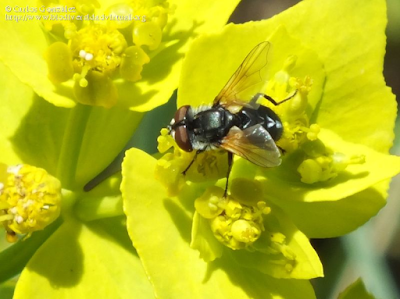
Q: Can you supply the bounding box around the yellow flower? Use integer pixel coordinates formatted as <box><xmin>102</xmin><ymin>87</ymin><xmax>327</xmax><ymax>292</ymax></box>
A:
<box><xmin>1</xmin><ymin>0</ymin><xmax>238</xmax><ymax>110</ymax></box>
<box><xmin>0</xmin><ymin>164</ymin><xmax>61</xmax><ymax>242</ymax></box>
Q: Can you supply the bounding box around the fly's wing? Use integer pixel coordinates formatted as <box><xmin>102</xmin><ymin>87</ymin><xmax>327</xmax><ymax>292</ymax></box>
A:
<box><xmin>220</xmin><ymin>124</ymin><xmax>281</xmax><ymax>167</ymax></box>
<box><xmin>213</xmin><ymin>42</ymin><xmax>271</xmax><ymax>112</ymax></box>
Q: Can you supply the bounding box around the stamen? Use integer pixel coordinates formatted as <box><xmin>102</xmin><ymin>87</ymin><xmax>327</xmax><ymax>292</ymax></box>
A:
<box><xmin>297</xmin><ymin>151</ymin><xmax>366</xmax><ymax>184</ymax></box>
<box><xmin>7</xmin><ymin>164</ymin><xmax>22</xmax><ymax>176</ymax></box>
<box><xmin>85</xmin><ymin>53</ymin><xmax>94</xmax><ymax>61</ymax></box>
<box><xmin>79</xmin><ymin>49</ymin><xmax>87</xmax><ymax>58</ymax></box>
<box><xmin>15</xmin><ymin>215</ymin><xmax>24</xmax><ymax>224</ymax></box>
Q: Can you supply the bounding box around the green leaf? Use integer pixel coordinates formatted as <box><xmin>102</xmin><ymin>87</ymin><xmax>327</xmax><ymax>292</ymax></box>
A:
<box><xmin>338</xmin><ymin>278</ymin><xmax>375</xmax><ymax>299</ymax></box>
<box><xmin>122</xmin><ymin>148</ymin><xmax>316</xmax><ymax>298</ymax></box>
<box><xmin>14</xmin><ymin>218</ymin><xmax>153</xmax><ymax>298</ymax></box>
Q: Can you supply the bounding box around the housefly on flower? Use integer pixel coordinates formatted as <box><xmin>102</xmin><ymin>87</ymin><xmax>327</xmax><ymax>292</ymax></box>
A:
<box><xmin>168</xmin><ymin>41</ymin><xmax>296</xmax><ymax>197</ymax></box>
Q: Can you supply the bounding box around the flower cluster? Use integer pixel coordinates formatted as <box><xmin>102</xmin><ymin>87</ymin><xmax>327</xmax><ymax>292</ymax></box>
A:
<box><xmin>44</xmin><ymin>0</ymin><xmax>173</xmax><ymax>107</ymax></box>
<box><xmin>195</xmin><ymin>184</ymin><xmax>272</xmax><ymax>250</ymax></box>
<box><xmin>0</xmin><ymin>164</ymin><xmax>61</xmax><ymax>242</ymax></box>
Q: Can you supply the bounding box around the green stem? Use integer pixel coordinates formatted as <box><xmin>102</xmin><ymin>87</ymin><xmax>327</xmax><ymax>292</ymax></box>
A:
<box><xmin>60</xmin><ymin>189</ymin><xmax>78</xmax><ymax>221</ymax></box>
<box><xmin>74</xmin><ymin>195</ymin><xmax>124</xmax><ymax>222</ymax></box>
<box><xmin>57</xmin><ymin>104</ymin><xmax>91</xmax><ymax>189</ymax></box>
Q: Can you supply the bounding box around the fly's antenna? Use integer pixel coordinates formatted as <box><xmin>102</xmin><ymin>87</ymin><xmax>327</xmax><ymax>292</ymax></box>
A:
<box><xmin>170</xmin><ymin>119</ymin><xmax>186</xmax><ymax>131</ymax></box>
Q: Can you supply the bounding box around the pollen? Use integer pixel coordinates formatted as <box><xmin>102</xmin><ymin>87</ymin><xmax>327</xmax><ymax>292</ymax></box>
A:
<box><xmin>0</xmin><ymin>164</ymin><xmax>61</xmax><ymax>242</ymax></box>
<box><xmin>79</xmin><ymin>50</ymin><xmax>94</xmax><ymax>61</ymax></box>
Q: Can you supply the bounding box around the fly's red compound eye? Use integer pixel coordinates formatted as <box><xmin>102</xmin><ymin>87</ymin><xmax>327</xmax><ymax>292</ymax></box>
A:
<box><xmin>175</xmin><ymin>125</ymin><xmax>193</xmax><ymax>152</ymax></box>
<box><xmin>172</xmin><ymin>105</ymin><xmax>193</xmax><ymax>152</ymax></box>
<box><xmin>174</xmin><ymin>105</ymin><xmax>190</xmax><ymax>124</ymax></box>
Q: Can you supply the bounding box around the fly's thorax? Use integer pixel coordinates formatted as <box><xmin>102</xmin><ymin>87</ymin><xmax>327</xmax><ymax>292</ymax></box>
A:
<box><xmin>190</xmin><ymin>105</ymin><xmax>239</xmax><ymax>148</ymax></box>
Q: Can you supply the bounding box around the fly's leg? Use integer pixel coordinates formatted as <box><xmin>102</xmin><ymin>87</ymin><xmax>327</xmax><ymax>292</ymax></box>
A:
<box><xmin>277</xmin><ymin>145</ymin><xmax>286</xmax><ymax>155</ymax></box>
<box><xmin>223</xmin><ymin>152</ymin><xmax>234</xmax><ymax>198</ymax></box>
<box><xmin>182</xmin><ymin>148</ymin><xmax>206</xmax><ymax>175</ymax></box>
<box><xmin>253</xmin><ymin>89</ymin><xmax>298</xmax><ymax>106</ymax></box>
